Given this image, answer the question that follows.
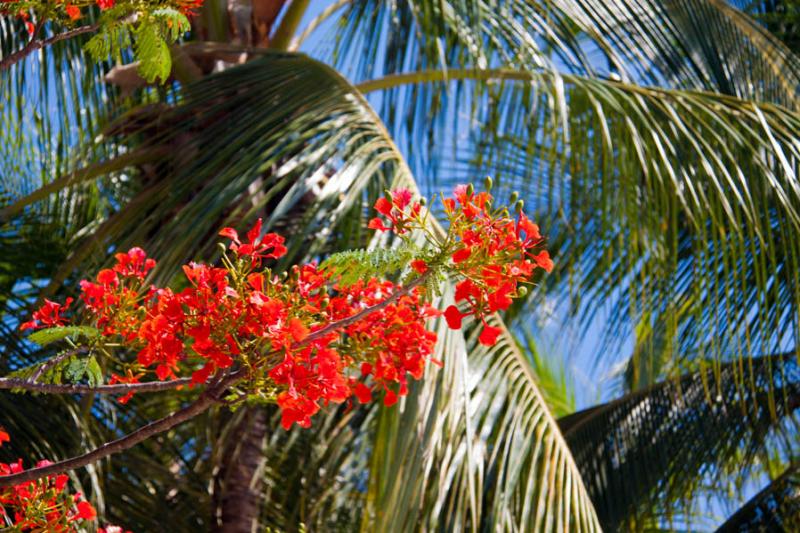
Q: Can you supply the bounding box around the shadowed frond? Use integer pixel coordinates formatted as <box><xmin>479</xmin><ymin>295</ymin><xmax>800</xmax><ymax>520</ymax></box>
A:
<box><xmin>559</xmin><ymin>353</ymin><xmax>800</xmax><ymax>530</ymax></box>
<box><xmin>715</xmin><ymin>463</ymin><xmax>800</xmax><ymax>532</ymax></box>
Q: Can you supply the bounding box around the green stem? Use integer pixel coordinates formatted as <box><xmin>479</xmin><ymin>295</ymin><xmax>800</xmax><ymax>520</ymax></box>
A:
<box><xmin>353</xmin><ymin>67</ymin><xmax>762</xmax><ymax>105</ymax></box>
<box><xmin>355</xmin><ymin>68</ymin><xmax>535</xmax><ymax>94</ymax></box>
<box><xmin>270</xmin><ymin>0</ymin><xmax>311</xmax><ymax>50</ymax></box>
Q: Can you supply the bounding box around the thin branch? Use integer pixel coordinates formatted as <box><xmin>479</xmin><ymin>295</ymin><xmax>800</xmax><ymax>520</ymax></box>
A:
<box><xmin>0</xmin><ymin>371</ymin><xmax>241</xmax><ymax>487</ymax></box>
<box><xmin>0</xmin><ymin>24</ymin><xmax>98</xmax><ymax>72</ymax></box>
<box><xmin>299</xmin><ymin>271</ymin><xmax>430</xmax><ymax>346</ymax></box>
<box><xmin>0</xmin><ymin>377</ymin><xmax>192</xmax><ymax>395</ymax></box>
<box><xmin>0</xmin><ymin>274</ymin><xmax>430</xmax><ymax>486</ymax></box>
<box><xmin>29</xmin><ymin>348</ymin><xmax>85</xmax><ymax>383</ymax></box>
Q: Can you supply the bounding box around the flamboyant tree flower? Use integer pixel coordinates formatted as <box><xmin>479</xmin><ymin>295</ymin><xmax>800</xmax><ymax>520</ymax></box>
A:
<box><xmin>15</xmin><ymin>183</ymin><xmax>549</xmax><ymax>429</ymax></box>
<box><xmin>0</xmin><ymin>434</ymin><xmax>99</xmax><ymax>532</ymax></box>
<box><xmin>4</xmin><ymin>182</ymin><xmax>550</xmax><ymax>507</ymax></box>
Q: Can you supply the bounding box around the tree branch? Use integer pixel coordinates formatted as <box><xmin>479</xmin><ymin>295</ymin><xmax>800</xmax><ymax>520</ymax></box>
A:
<box><xmin>0</xmin><ymin>371</ymin><xmax>241</xmax><ymax>487</ymax></box>
<box><xmin>0</xmin><ymin>377</ymin><xmax>192</xmax><ymax>395</ymax></box>
<box><xmin>299</xmin><ymin>272</ymin><xmax>430</xmax><ymax>346</ymax></box>
<box><xmin>0</xmin><ymin>24</ymin><xmax>98</xmax><ymax>72</ymax></box>
<box><xmin>29</xmin><ymin>348</ymin><xmax>85</xmax><ymax>383</ymax></box>
<box><xmin>0</xmin><ymin>273</ymin><xmax>430</xmax><ymax>486</ymax></box>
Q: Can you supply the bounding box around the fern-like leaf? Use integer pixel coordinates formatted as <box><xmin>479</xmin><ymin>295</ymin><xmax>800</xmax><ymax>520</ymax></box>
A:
<box><xmin>27</xmin><ymin>326</ymin><xmax>100</xmax><ymax>347</ymax></box>
<box><xmin>321</xmin><ymin>244</ymin><xmax>418</xmax><ymax>285</ymax></box>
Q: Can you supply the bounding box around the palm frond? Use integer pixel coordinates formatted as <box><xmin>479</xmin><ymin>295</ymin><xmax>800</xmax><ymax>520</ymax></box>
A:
<box><xmin>327</xmin><ymin>0</ymin><xmax>800</xmax><ymax>106</ymax></box>
<box><xmin>2</xmin><ymin>50</ymin><xmax>601</xmax><ymax>531</ymax></box>
<box><xmin>558</xmin><ymin>353</ymin><xmax>800</xmax><ymax>530</ymax></box>
<box><xmin>715</xmin><ymin>462</ymin><xmax>800</xmax><ymax>532</ymax></box>
<box><xmin>356</xmin><ymin>67</ymin><xmax>800</xmax><ymax>386</ymax></box>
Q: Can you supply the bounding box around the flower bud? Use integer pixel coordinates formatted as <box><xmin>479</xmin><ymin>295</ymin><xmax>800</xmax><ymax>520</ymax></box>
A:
<box><xmin>467</xmin><ymin>183</ymin><xmax>474</xmax><ymax>196</ymax></box>
<box><xmin>509</xmin><ymin>191</ymin><xmax>519</xmax><ymax>204</ymax></box>
<box><xmin>217</xmin><ymin>242</ymin><xmax>228</xmax><ymax>254</ymax></box>
<box><xmin>484</xmin><ymin>176</ymin><xmax>493</xmax><ymax>190</ymax></box>
<box><xmin>419</xmin><ymin>197</ymin><xmax>427</xmax><ymax>206</ymax></box>
<box><xmin>517</xmin><ymin>286</ymin><xmax>528</xmax><ymax>297</ymax></box>
<box><xmin>515</xmin><ymin>199</ymin><xmax>524</xmax><ymax>213</ymax></box>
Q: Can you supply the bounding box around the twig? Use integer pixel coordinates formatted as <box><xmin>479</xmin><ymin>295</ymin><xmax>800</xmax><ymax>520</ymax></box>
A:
<box><xmin>29</xmin><ymin>348</ymin><xmax>85</xmax><ymax>383</ymax></box>
<box><xmin>0</xmin><ymin>274</ymin><xmax>429</xmax><ymax>487</ymax></box>
<box><xmin>299</xmin><ymin>272</ymin><xmax>430</xmax><ymax>346</ymax></box>
<box><xmin>0</xmin><ymin>371</ymin><xmax>241</xmax><ymax>487</ymax></box>
<box><xmin>0</xmin><ymin>24</ymin><xmax>98</xmax><ymax>72</ymax></box>
<box><xmin>0</xmin><ymin>377</ymin><xmax>192</xmax><ymax>395</ymax></box>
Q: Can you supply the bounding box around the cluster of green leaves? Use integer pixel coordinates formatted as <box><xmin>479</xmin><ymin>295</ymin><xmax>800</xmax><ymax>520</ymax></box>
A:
<box><xmin>320</xmin><ymin>245</ymin><xmax>419</xmax><ymax>286</ymax></box>
<box><xmin>6</xmin><ymin>327</ymin><xmax>103</xmax><ymax>387</ymax></box>
<box><xmin>84</xmin><ymin>7</ymin><xmax>190</xmax><ymax>82</ymax></box>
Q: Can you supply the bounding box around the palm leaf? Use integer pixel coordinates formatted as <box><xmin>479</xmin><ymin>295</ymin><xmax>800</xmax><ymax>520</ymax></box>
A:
<box><xmin>354</xmin><ymin>67</ymin><xmax>800</xmax><ymax>389</ymax></box>
<box><xmin>2</xmin><ymin>50</ymin><xmax>602</xmax><ymax>530</ymax></box>
<box><xmin>559</xmin><ymin>353</ymin><xmax>800</xmax><ymax>530</ymax></box>
<box><xmin>715</xmin><ymin>463</ymin><xmax>800</xmax><ymax>532</ymax></box>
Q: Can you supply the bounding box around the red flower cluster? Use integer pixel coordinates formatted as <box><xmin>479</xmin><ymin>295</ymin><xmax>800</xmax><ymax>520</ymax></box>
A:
<box><xmin>368</xmin><ymin>184</ymin><xmax>553</xmax><ymax>345</ymax></box>
<box><xmin>19</xmin><ymin>298</ymin><xmax>73</xmax><ymax>331</ymax></box>
<box><xmin>0</xmin><ymin>434</ymin><xmax>97</xmax><ymax>532</ymax></box>
<box><xmin>19</xmin><ymin>185</ymin><xmax>550</xmax><ymax>430</ymax></box>
<box><xmin>20</xmin><ymin>220</ymin><xmax>441</xmax><ymax>428</ymax></box>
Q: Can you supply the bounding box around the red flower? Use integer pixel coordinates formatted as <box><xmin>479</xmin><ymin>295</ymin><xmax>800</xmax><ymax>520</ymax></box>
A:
<box><xmin>219</xmin><ymin>219</ymin><xmax>286</xmax><ymax>265</ymax></box>
<box><xmin>113</xmin><ymin>247</ymin><xmax>156</xmax><ymax>279</ymax></box>
<box><xmin>444</xmin><ymin>305</ymin><xmax>464</xmax><ymax>329</ymax></box>
<box><xmin>390</xmin><ymin>188</ymin><xmax>412</xmax><ymax>210</ymax></box>
<box><xmin>353</xmin><ymin>382</ymin><xmax>372</xmax><ymax>404</ymax></box>
<box><xmin>368</xmin><ymin>217</ymin><xmax>390</xmax><ymax>231</ymax></box>
<box><xmin>65</xmin><ymin>4</ymin><xmax>80</xmax><ymax>20</ymax></box>
<box><xmin>75</xmin><ymin>500</ymin><xmax>97</xmax><ymax>520</ymax></box>
<box><xmin>0</xmin><ymin>429</ymin><xmax>9</xmax><ymax>446</ymax></box>
<box><xmin>20</xmin><ymin>298</ymin><xmax>73</xmax><ymax>330</ymax></box>
<box><xmin>96</xmin><ymin>0</ymin><xmax>114</xmax><ymax>9</ymax></box>
<box><xmin>531</xmin><ymin>250</ymin><xmax>554</xmax><ymax>272</ymax></box>
<box><xmin>374</xmin><ymin>197</ymin><xmax>393</xmax><ymax>217</ymax></box>
<box><xmin>478</xmin><ymin>325</ymin><xmax>502</xmax><ymax>346</ymax></box>
<box><xmin>288</xmin><ymin>317</ymin><xmax>309</xmax><ymax>342</ymax></box>
<box><xmin>410</xmin><ymin>259</ymin><xmax>428</xmax><ymax>274</ymax></box>
<box><xmin>383</xmin><ymin>388</ymin><xmax>398</xmax><ymax>406</ymax></box>
<box><xmin>452</xmin><ymin>247</ymin><xmax>471</xmax><ymax>263</ymax></box>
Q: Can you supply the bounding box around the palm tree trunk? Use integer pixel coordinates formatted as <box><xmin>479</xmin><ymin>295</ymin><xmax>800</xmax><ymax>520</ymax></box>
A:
<box><xmin>212</xmin><ymin>407</ymin><xmax>268</xmax><ymax>533</ymax></box>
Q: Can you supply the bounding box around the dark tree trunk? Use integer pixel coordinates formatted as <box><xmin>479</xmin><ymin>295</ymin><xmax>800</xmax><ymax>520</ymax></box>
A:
<box><xmin>212</xmin><ymin>407</ymin><xmax>268</xmax><ymax>533</ymax></box>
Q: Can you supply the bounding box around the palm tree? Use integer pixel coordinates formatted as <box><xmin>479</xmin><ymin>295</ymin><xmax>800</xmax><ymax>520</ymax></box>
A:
<box><xmin>2</xmin><ymin>0</ymin><xmax>800</xmax><ymax>530</ymax></box>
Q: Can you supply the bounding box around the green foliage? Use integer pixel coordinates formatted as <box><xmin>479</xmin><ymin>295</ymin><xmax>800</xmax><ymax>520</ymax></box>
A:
<box><xmin>28</xmin><ymin>326</ymin><xmax>101</xmax><ymax>347</ymax></box>
<box><xmin>63</xmin><ymin>355</ymin><xmax>103</xmax><ymax>387</ymax></box>
<box><xmin>84</xmin><ymin>23</ymin><xmax>132</xmax><ymax>65</ymax></box>
<box><xmin>7</xmin><ymin>349</ymin><xmax>102</xmax><ymax>387</ymax></box>
<box><xmin>84</xmin><ymin>8</ymin><xmax>190</xmax><ymax>83</ymax></box>
<box><xmin>320</xmin><ymin>243</ymin><xmax>418</xmax><ymax>285</ymax></box>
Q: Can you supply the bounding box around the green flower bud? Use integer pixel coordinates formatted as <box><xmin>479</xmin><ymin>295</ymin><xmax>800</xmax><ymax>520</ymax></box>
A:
<box><xmin>509</xmin><ymin>191</ymin><xmax>519</xmax><ymax>204</ymax></box>
<box><xmin>467</xmin><ymin>183</ymin><xmax>474</xmax><ymax>196</ymax></box>
<box><xmin>515</xmin><ymin>199</ymin><xmax>525</xmax><ymax>213</ymax></box>
<box><xmin>419</xmin><ymin>196</ymin><xmax>427</xmax><ymax>206</ymax></box>
<box><xmin>484</xmin><ymin>176</ymin><xmax>493</xmax><ymax>190</ymax></box>
<box><xmin>517</xmin><ymin>286</ymin><xmax>528</xmax><ymax>297</ymax></box>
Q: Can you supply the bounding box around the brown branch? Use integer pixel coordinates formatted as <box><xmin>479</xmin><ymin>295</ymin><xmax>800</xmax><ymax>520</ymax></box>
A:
<box><xmin>0</xmin><ymin>274</ymin><xmax>430</xmax><ymax>487</ymax></box>
<box><xmin>300</xmin><ymin>272</ymin><xmax>431</xmax><ymax>346</ymax></box>
<box><xmin>0</xmin><ymin>376</ymin><xmax>192</xmax><ymax>395</ymax></box>
<box><xmin>0</xmin><ymin>24</ymin><xmax>98</xmax><ymax>72</ymax></box>
<box><xmin>29</xmin><ymin>348</ymin><xmax>85</xmax><ymax>383</ymax></box>
<box><xmin>0</xmin><ymin>371</ymin><xmax>242</xmax><ymax>487</ymax></box>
